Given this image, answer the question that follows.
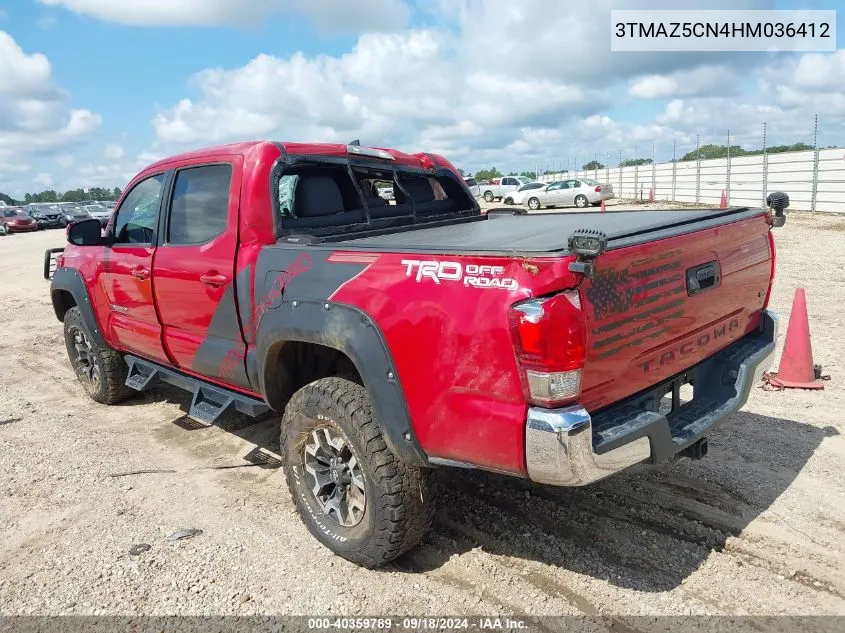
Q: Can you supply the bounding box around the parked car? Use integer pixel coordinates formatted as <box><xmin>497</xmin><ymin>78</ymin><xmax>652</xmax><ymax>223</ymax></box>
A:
<box><xmin>83</xmin><ymin>204</ymin><xmax>113</xmax><ymax>227</ymax></box>
<box><xmin>502</xmin><ymin>181</ymin><xmax>549</xmax><ymax>206</ymax></box>
<box><xmin>1</xmin><ymin>208</ymin><xmax>39</xmax><ymax>233</ymax></box>
<box><xmin>59</xmin><ymin>206</ymin><xmax>91</xmax><ymax>226</ymax></box>
<box><xmin>479</xmin><ymin>176</ymin><xmax>531</xmax><ymax>202</ymax></box>
<box><xmin>46</xmin><ymin>139</ymin><xmax>785</xmax><ymax>569</ymax></box>
<box><xmin>523</xmin><ymin>178</ymin><xmax>615</xmax><ymax>211</ymax></box>
<box><xmin>26</xmin><ymin>203</ymin><xmax>65</xmax><ymax>229</ymax></box>
<box><xmin>463</xmin><ymin>177</ymin><xmax>481</xmax><ymax>198</ymax></box>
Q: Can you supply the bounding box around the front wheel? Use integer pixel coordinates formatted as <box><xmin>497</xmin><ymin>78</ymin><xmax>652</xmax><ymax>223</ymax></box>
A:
<box><xmin>63</xmin><ymin>307</ymin><xmax>133</xmax><ymax>404</ymax></box>
<box><xmin>575</xmin><ymin>195</ymin><xmax>589</xmax><ymax>208</ymax></box>
<box><xmin>281</xmin><ymin>377</ymin><xmax>435</xmax><ymax>568</ymax></box>
<box><xmin>527</xmin><ymin>197</ymin><xmax>541</xmax><ymax>211</ymax></box>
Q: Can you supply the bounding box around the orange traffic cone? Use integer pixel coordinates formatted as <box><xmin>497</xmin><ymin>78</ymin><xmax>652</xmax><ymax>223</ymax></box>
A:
<box><xmin>769</xmin><ymin>288</ymin><xmax>824</xmax><ymax>389</ymax></box>
<box><xmin>720</xmin><ymin>190</ymin><xmax>727</xmax><ymax>208</ymax></box>
<box><xmin>600</xmin><ymin>199</ymin><xmax>606</xmax><ymax>212</ymax></box>
<box><xmin>648</xmin><ymin>188</ymin><xmax>654</xmax><ymax>202</ymax></box>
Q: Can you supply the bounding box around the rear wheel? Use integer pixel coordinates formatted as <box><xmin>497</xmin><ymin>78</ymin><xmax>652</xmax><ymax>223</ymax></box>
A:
<box><xmin>575</xmin><ymin>195</ymin><xmax>589</xmax><ymax>208</ymax></box>
<box><xmin>503</xmin><ymin>197</ymin><xmax>513</xmax><ymax>205</ymax></box>
<box><xmin>281</xmin><ymin>377</ymin><xmax>435</xmax><ymax>568</ymax></box>
<box><xmin>483</xmin><ymin>191</ymin><xmax>494</xmax><ymax>203</ymax></box>
<box><xmin>527</xmin><ymin>197</ymin><xmax>541</xmax><ymax>211</ymax></box>
<box><xmin>63</xmin><ymin>307</ymin><xmax>133</xmax><ymax>405</ymax></box>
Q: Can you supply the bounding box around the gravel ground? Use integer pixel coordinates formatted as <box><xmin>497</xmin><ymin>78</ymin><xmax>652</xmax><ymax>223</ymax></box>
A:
<box><xmin>0</xmin><ymin>209</ymin><xmax>843</xmax><ymax>624</ymax></box>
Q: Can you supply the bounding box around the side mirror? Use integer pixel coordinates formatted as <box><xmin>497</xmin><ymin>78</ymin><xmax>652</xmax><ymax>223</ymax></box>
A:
<box><xmin>67</xmin><ymin>218</ymin><xmax>105</xmax><ymax>246</ymax></box>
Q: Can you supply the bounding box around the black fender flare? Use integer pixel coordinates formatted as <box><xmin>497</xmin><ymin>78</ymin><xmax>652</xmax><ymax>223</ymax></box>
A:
<box><xmin>50</xmin><ymin>267</ymin><xmax>107</xmax><ymax>347</ymax></box>
<box><xmin>254</xmin><ymin>299</ymin><xmax>429</xmax><ymax>467</ymax></box>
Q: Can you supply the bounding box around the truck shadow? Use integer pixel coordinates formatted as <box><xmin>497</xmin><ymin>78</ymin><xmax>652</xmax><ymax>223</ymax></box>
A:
<box><xmin>391</xmin><ymin>411</ymin><xmax>838</xmax><ymax>593</ymax></box>
<box><xmin>116</xmin><ymin>388</ymin><xmax>836</xmax><ymax>593</ymax></box>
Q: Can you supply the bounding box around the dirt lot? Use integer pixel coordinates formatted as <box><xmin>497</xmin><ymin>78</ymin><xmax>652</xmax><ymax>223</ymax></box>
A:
<box><xmin>1</xmin><ymin>209</ymin><xmax>844</xmax><ymax>623</ymax></box>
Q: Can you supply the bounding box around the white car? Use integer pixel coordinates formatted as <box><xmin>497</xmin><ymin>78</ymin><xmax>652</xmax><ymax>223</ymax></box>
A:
<box><xmin>502</xmin><ymin>181</ymin><xmax>549</xmax><ymax>206</ymax></box>
<box><xmin>463</xmin><ymin>177</ymin><xmax>481</xmax><ymax>198</ymax></box>
<box><xmin>522</xmin><ymin>178</ymin><xmax>615</xmax><ymax>211</ymax></box>
<box><xmin>479</xmin><ymin>176</ymin><xmax>531</xmax><ymax>202</ymax></box>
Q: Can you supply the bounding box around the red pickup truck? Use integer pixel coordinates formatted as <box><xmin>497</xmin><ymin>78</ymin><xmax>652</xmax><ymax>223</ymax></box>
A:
<box><xmin>45</xmin><ymin>141</ymin><xmax>788</xmax><ymax>568</ymax></box>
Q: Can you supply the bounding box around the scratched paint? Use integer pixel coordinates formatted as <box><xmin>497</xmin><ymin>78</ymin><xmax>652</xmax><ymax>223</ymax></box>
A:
<box><xmin>219</xmin><ymin>253</ymin><xmax>313</xmax><ymax>382</ymax></box>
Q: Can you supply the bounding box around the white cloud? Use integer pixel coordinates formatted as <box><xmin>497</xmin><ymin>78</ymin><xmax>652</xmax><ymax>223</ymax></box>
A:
<box><xmin>145</xmin><ymin>0</ymin><xmax>841</xmax><ymax>176</ymax></box>
<box><xmin>33</xmin><ymin>172</ymin><xmax>54</xmax><ymax>188</ymax></box>
<box><xmin>103</xmin><ymin>143</ymin><xmax>125</xmax><ymax>159</ymax></box>
<box><xmin>0</xmin><ymin>32</ymin><xmax>58</xmax><ymax>98</ymax></box>
<box><xmin>56</xmin><ymin>153</ymin><xmax>75</xmax><ymax>167</ymax></box>
<box><xmin>0</xmin><ymin>31</ymin><xmax>102</xmax><ymax>196</ymax></box>
<box><xmin>8</xmin><ymin>0</ymin><xmax>845</xmax><ymax>192</ymax></box>
<box><xmin>151</xmin><ymin>28</ymin><xmax>606</xmax><ymax>158</ymax></box>
<box><xmin>793</xmin><ymin>50</ymin><xmax>845</xmax><ymax>91</ymax></box>
<box><xmin>38</xmin><ymin>0</ymin><xmax>410</xmax><ymax>31</ymax></box>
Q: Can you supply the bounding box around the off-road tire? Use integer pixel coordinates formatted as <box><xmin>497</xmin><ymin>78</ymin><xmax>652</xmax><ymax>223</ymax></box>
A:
<box><xmin>575</xmin><ymin>194</ymin><xmax>589</xmax><ymax>208</ymax></box>
<box><xmin>281</xmin><ymin>377</ymin><xmax>435</xmax><ymax>568</ymax></box>
<box><xmin>63</xmin><ymin>306</ymin><xmax>133</xmax><ymax>405</ymax></box>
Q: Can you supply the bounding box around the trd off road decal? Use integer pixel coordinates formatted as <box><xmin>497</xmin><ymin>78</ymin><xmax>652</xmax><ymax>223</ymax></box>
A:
<box><xmin>218</xmin><ymin>254</ymin><xmax>313</xmax><ymax>382</ymax></box>
<box><xmin>584</xmin><ymin>249</ymin><xmax>687</xmax><ymax>360</ymax></box>
<box><xmin>401</xmin><ymin>259</ymin><xmax>517</xmax><ymax>290</ymax></box>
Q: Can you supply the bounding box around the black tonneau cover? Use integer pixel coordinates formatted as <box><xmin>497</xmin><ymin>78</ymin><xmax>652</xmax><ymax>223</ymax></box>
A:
<box><xmin>337</xmin><ymin>207</ymin><xmax>765</xmax><ymax>255</ymax></box>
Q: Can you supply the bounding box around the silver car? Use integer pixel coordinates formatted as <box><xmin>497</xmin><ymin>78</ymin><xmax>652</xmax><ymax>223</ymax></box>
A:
<box><xmin>83</xmin><ymin>204</ymin><xmax>113</xmax><ymax>227</ymax></box>
<box><xmin>522</xmin><ymin>178</ymin><xmax>615</xmax><ymax>211</ymax></box>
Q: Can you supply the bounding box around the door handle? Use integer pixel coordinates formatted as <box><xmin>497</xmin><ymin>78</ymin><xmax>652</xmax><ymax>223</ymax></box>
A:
<box><xmin>131</xmin><ymin>267</ymin><xmax>150</xmax><ymax>280</ymax></box>
<box><xmin>200</xmin><ymin>271</ymin><xmax>228</xmax><ymax>288</ymax></box>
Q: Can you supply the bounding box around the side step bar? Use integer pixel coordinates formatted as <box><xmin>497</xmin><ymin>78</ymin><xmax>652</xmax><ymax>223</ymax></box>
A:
<box><xmin>124</xmin><ymin>355</ymin><xmax>271</xmax><ymax>426</ymax></box>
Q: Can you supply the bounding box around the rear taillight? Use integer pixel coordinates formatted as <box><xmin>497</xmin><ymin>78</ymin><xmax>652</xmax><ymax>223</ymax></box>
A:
<box><xmin>509</xmin><ymin>290</ymin><xmax>586</xmax><ymax>407</ymax></box>
<box><xmin>594</xmin><ymin>186</ymin><xmax>602</xmax><ymax>192</ymax></box>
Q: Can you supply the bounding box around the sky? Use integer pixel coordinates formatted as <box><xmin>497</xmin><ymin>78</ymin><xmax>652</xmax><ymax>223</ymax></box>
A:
<box><xmin>0</xmin><ymin>0</ymin><xmax>843</xmax><ymax>197</ymax></box>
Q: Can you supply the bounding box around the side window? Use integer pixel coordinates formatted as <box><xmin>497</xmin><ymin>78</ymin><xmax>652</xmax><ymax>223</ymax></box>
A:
<box><xmin>547</xmin><ymin>183</ymin><xmax>561</xmax><ymax>191</ymax></box>
<box><xmin>568</xmin><ymin>180</ymin><xmax>581</xmax><ymax>188</ymax></box>
<box><xmin>113</xmin><ymin>174</ymin><xmax>166</xmax><ymax>244</ymax></box>
<box><xmin>168</xmin><ymin>164</ymin><xmax>232</xmax><ymax>245</ymax></box>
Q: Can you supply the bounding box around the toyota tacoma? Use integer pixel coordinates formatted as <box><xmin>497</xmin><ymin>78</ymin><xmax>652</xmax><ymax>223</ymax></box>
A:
<box><xmin>45</xmin><ymin>141</ymin><xmax>787</xmax><ymax>567</ymax></box>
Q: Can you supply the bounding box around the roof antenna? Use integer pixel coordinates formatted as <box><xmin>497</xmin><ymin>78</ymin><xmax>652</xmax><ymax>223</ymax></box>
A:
<box><xmin>349</xmin><ymin>139</ymin><xmax>360</xmax><ymax>146</ymax></box>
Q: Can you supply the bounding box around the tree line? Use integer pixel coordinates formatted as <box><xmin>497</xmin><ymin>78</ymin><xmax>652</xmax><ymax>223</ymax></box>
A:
<box><xmin>0</xmin><ymin>186</ymin><xmax>122</xmax><ymax>206</ymax></box>
<box><xmin>579</xmin><ymin>142</ymin><xmax>820</xmax><ymax>171</ymax></box>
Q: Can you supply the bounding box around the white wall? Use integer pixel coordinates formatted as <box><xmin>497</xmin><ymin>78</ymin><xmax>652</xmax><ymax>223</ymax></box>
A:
<box><xmin>537</xmin><ymin>148</ymin><xmax>845</xmax><ymax>214</ymax></box>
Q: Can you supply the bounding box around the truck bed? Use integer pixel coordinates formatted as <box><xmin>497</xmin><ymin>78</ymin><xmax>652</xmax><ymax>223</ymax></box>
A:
<box><xmin>337</xmin><ymin>207</ymin><xmax>765</xmax><ymax>255</ymax></box>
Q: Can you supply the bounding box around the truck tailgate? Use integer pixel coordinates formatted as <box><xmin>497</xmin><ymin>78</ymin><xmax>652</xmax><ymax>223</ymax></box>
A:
<box><xmin>578</xmin><ymin>213</ymin><xmax>773</xmax><ymax>412</ymax></box>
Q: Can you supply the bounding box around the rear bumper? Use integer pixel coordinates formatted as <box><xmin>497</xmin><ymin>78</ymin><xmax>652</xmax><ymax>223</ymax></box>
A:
<box><xmin>525</xmin><ymin>309</ymin><xmax>778</xmax><ymax>487</ymax></box>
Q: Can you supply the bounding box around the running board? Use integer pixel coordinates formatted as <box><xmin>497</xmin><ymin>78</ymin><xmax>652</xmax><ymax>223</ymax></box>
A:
<box><xmin>124</xmin><ymin>355</ymin><xmax>271</xmax><ymax>426</ymax></box>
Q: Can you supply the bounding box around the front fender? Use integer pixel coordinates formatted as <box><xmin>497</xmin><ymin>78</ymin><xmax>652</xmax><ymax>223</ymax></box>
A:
<box><xmin>50</xmin><ymin>267</ymin><xmax>106</xmax><ymax>347</ymax></box>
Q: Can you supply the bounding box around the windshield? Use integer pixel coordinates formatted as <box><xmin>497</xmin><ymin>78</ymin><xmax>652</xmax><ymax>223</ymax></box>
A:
<box><xmin>4</xmin><ymin>210</ymin><xmax>23</xmax><ymax>217</ymax></box>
